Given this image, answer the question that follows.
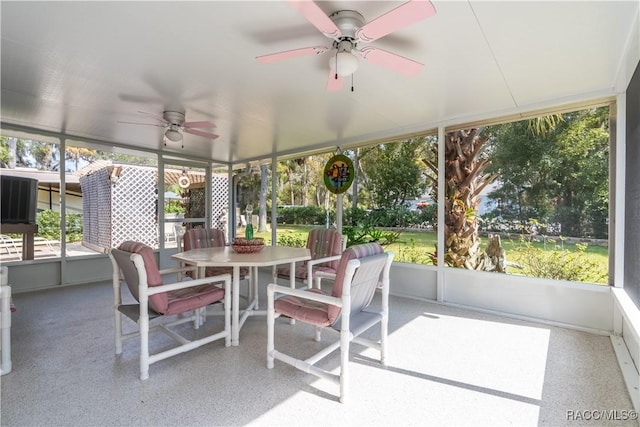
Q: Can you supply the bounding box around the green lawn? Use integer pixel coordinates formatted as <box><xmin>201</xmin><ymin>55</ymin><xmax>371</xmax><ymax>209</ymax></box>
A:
<box><xmin>253</xmin><ymin>225</ymin><xmax>609</xmax><ymax>284</ymax></box>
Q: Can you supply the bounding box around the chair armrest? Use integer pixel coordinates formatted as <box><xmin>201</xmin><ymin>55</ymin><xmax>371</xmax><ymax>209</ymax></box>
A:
<box><xmin>146</xmin><ymin>274</ymin><xmax>231</xmax><ymax>296</ymax></box>
<box><xmin>311</xmin><ymin>268</ymin><xmax>337</xmax><ymax>289</ymax></box>
<box><xmin>315</xmin><ymin>271</ymin><xmax>336</xmax><ymax>280</ymax></box>
<box><xmin>158</xmin><ymin>265</ymin><xmax>197</xmax><ymax>276</ymax></box>
<box><xmin>267</xmin><ymin>283</ymin><xmax>342</xmax><ymax>307</ymax></box>
<box><xmin>306</xmin><ymin>254</ymin><xmax>342</xmax><ymax>286</ymax></box>
<box><xmin>306</xmin><ymin>254</ymin><xmax>342</xmax><ymax>268</ymax></box>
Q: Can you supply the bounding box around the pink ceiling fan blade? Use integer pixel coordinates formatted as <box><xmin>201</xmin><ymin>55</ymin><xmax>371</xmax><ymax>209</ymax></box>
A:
<box><xmin>326</xmin><ymin>70</ymin><xmax>344</xmax><ymax>92</ymax></box>
<box><xmin>137</xmin><ymin>110</ymin><xmax>168</xmax><ymax>123</ymax></box>
<box><xmin>184</xmin><ymin>128</ymin><xmax>219</xmax><ymax>140</ymax></box>
<box><xmin>183</xmin><ymin>120</ymin><xmax>216</xmax><ymax>129</ymax></box>
<box><xmin>257</xmin><ymin>46</ymin><xmax>328</xmax><ymax>64</ymax></box>
<box><xmin>287</xmin><ymin>0</ymin><xmax>342</xmax><ymax>39</ymax></box>
<box><xmin>359</xmin><ymin>46</ymin><xmax>424</xmax><ymax>76</ymax></box>
<box><xmin>355</xmin><ymin>0</ymin><xmax>436</xmax><ymax>43</ymax></box>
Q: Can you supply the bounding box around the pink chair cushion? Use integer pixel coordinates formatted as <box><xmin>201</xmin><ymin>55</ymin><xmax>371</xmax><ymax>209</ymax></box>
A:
<box><xmin>275</xmin><ymin>243</ymin><xmax>384</xmax><ymax>326</ymax></box>
<box><xmin>164</xmin><ymin>284</ymin><xmax>225</xmax><ymax>315</ymax></box>
<box><xmin>273</xmin><ymin>289</ymin><xmax>333</xmax><ymax>327</ymax></box>
<box><xmin>276</xmin><ymin>228</ymin><xmax>343</xmax><ymax>280</ymax></box>
<box><xmin>307</xmin><ymin>228</ymin><xmax>343</xmax><ymax>270</ymax></box>
<box><xmin>118</xmin><ymin>241</ymin><xmax>226</xmax><ymax>315</ymax></box>
<box><xmin>118</xmin><ymin>241</ymin><xmax>168</xmax><ymax>314</ymax></box>
<box><xmin>183</xmin><ymin>228</ymin><xmax>226</xmax><ymax>250</ymax></box>
<box><xmin>183</xmin><ymin>229</ymin><xmax>249</xmax><ymax>279</ymax></box>
<box><xmin>276</xmin><ymin>264</ymin><xmax>337</xmax><ymax>281</ymax></box>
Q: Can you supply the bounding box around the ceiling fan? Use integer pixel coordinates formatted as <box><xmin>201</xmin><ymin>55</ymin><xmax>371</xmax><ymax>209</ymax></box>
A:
<box><xmin>119</xmin><ymin>111</ymin><xmax>219</xmax><ymax>147</ymax></box>
<box><xmin>256</xmin><ymin>0</ymin><xmax>436</xmax><ymax>91</ymax></box>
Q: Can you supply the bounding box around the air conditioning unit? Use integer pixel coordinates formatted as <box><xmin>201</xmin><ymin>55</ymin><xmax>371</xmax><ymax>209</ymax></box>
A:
<box><xmin>0</xmin><ymin>176</ymin><xmax>38</xmax><ymax>224</ymax></box>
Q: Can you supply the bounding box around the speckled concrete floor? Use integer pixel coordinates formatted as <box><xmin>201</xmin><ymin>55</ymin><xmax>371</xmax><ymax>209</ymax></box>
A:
<box><xmin>1</xmin><ymin>270</ymin><xmax>636</xmax><ymax>426</ymax></box>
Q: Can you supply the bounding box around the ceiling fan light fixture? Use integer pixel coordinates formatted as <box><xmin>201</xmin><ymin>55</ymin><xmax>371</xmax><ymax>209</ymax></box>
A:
<box><xmin>329</xmin><ymin>51</ymin><xmax>359</xmax><ymax>77</ymax></box>
<box><xmin>165</xmin><ymin>128</ymin><xmax>182</xmax><ymax>142</ymax></box>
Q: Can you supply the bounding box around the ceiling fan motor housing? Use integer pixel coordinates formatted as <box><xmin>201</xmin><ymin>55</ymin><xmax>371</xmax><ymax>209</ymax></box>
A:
<box><xmin>330</xmin><ymin>10</ymin><xmax>365</xmax><ymax>42</ymax></box>
<box><xmin>163</xmin><ymin>111</ymin><xmax>185</xmax><ymax>126</ymax></box>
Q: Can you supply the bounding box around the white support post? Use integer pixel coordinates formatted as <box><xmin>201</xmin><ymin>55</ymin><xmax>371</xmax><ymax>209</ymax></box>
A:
<box><xmin>437</xmin><ymin>126</ymin><xmax>446</xmax><ymax>303</ymax></box>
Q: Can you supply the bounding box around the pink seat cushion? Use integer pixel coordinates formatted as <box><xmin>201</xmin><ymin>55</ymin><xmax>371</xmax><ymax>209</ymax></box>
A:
<box><xmin>184</xmin><ymin>228</ymin><xmax>226</xmax><ymax>249</ymax></box>
<box><xmin>118</xmin><ymin>241</ymin><xmax>226</xmax><ymax>315</ymax></box>
<box><xmin>275</xmin><ymin>243</ymin><xmax>384</xmax><ymax>326</ymax></box>
<box><xmin>276</xmin><ymin>228</ymin><xmax>343</xmax><ymax>280</ymax></box>
<box><xmin>165</xmin><ymin>284</ymin><xmax>225</xmax><ymax>315</ymax></box>
<box><xmin>307</xmin><ymin>228</ymin><xmax>344</xmax><ymax>270</ymax></box>
<box><xmin>276</xmin><ymin>264</ymin><xmax>337</xmax><ymax>281</ymax></box>
<box><xmin>118</xmin><ymin>241</ymin><xmax>168</xmax><ymax>314</ymax></box>
<box><xmin>204</xmin><ymin>266</ymin><xmax>250</xmax><ymax>280</ymax></box>
<box><xmin>274</xmin><ymin>289</ymin><xmax>333</xmax><ymax>326</ymax></box>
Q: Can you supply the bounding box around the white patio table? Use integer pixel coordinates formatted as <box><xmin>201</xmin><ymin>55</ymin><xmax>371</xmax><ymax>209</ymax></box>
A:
<box><xmin>172</xmin><ymin>245</ymin><xmax>310</xmax><ymax>346</ymax></box>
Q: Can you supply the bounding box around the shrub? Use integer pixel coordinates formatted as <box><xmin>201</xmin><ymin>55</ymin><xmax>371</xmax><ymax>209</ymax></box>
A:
<box><xmin>342</xmin><ymin>224</ymin><xmax>400</xmax><ymax>247</ymax></box>
<box><xmin>395</xmin><ymin>238</ymin><xmax>433</xmax><ymax>264</ymax></box>
<box><xmin>276</xmin><ymin>231</ymin><xmax>306</xmax><ymax>248</ymax></box>
<box><xmin>36</xmin><ymin>209</ymin><xmax>83</xmax><ymax>243</ymax></box>
<box><xmin>276</xmin><ymin>206</ymin><xmax>327</xmax><ymax>225</ymax></box>
<box><xmin>515</xmin><ymin>237</ymin><xmax>606</xmax><ymax>283</ymax></box>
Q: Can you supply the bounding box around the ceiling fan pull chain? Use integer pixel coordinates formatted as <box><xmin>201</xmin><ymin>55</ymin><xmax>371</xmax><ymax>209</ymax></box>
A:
<box><xmin>335</xmin><ymin>54</ymin><xmax>338</xmax><ymax>80</ymax></box>
<box><xmin>351</xmin><ymin>74</ymin><xmax>354</xmax><ymax>92</ymax></box>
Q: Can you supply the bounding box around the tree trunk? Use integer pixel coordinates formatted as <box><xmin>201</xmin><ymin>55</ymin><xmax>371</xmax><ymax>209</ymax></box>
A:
<box><xmin>444</xmin><ymin>129</ymin><xmax>501</xmax><ymax>271</ymax></box>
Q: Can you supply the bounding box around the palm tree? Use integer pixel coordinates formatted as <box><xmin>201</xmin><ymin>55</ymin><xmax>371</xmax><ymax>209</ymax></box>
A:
<box><xmin>442</xmin><ymin>129</ymin><xmax>498</xmax><ymax>269</ymax></box>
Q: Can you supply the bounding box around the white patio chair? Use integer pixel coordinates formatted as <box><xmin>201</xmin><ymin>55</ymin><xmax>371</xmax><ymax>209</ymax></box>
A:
<box><xmin>267</xmin><ymin>243</ymin><xmax>393</xmax><ymax>403</ymax></box>
<box><xmin>109</xmin><ymin>241</ymin><xmax>231</xmax><ymax>380</ymax></box>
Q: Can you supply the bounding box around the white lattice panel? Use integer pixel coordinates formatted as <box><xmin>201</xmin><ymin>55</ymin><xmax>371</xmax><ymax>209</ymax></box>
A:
<box><xmin>80</xmin><ymin>168</ymin><xmax>111</xmax><ymax>252</ymax></box>
<box><xmin>111</xmin><ymin>167</ymin><xmax>157</xmax><ymax>249</ymax></box>
<box><xmin>211</xmin><ymin>174</ymin><xmax>228</xmax><ymax>236</ymax></box>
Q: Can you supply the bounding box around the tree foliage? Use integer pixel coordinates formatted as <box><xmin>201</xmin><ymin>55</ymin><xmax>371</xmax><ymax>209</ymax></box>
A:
<box><xmin>486</xmin><ymin>107</ymin><xmax>609</xmax><ymax>238</ymax></box>
<box><xmin>360</xmin><ymin>138</ymin><xmax>429</xmax><ymax>209</ymax></box>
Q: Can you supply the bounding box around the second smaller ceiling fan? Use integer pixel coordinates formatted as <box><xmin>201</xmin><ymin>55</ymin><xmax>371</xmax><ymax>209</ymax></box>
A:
<box><xmin>120</xmin><ymin>111</ymin><xmax>219</xmax><ymax>147</ymax></box>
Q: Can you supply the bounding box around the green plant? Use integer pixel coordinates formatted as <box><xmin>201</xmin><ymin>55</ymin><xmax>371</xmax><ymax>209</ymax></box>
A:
<box><xmin>165</xmin><ymin>200</ymin><xmax>185</xmax><ymax>214</ymax></box>
<box><xmin>396</xmin><ymin>238</ymin><xmax>432</xmax><ymax>264</ymax></box>
<box><xmin>276</xmin><ymin>231</ymin><xmax>306</xmax><ymax>248</ymax></box>
<box><xmin>36</xmin><ymin>209</ymin><xmax>83</xmax><ymax>243</ymax></box>
<box><xmin>342</xmin><ymin>225</ymin><xmax>399</xmax><ymax>247</ymax></box>
<box><xmin>515</xmin><ymin>237</ymin><xmax>607</xmax><ymax>283</ymax></box>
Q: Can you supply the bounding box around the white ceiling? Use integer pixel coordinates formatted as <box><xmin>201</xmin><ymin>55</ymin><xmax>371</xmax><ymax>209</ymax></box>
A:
<box><xmin>1</xmin><ymin>1</ymin><xmax>638</xmax><ymax>166</ymax></box>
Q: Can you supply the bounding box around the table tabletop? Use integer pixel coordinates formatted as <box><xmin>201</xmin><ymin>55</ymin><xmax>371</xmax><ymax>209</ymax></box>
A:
<box><xmin>171</xmin><ymin>245</ymin><xmax>311</xmax><ymax>346</ymax></box>
<box><xmin>171</xmin><ymin>245</ymin><xmax>311</xmax><ymax>267</ymax></box>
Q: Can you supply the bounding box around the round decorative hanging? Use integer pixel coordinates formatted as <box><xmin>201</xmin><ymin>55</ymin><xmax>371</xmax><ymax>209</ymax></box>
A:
<box><xmin>323</xmin><ymin>153</ymin><xmax>354</xmax><ymax>194</ymax></box>
<box><xmin>178</xmin><ymin>175</ymin><xmax>191</xmax><ymax>189</ymax></box>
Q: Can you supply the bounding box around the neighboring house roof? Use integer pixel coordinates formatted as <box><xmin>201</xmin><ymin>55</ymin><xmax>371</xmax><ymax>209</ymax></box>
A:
<box><xmin>0</xmin><ymin>167</ymin><xmax>82</xmax><ymax>194</ymax></box>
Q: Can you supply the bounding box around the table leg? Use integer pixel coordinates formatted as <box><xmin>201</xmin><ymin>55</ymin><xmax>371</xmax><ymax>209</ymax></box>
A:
<box><xmin>232</xmin><ymin>265</ymin><xmax>240</xmax><ymax>346</ymax></box>
<box><xmin>289</xmin><ymin>260</ymin><xmax>296</xmax><ymax>325</ymax></box>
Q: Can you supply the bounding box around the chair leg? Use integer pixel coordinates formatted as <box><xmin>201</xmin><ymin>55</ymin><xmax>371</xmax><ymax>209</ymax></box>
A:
<box><xmin>339</xmin><ymin>328</ymin><xmax>350</xmax><ymax>404</ymax></box>
<box><xmin>266</xmin><ymin>286</ymin><xmax>275</xmax><ymax>369</ymax></box>
<box><xmin>380</xmin><ymin>317</ymin><xmax>388</xmax><ymax>365</ymax></box>
<box><xmin>114</xmin><ymin>309</ymin><xmax>123</xmax><ymax>355</ymax></box>
<box><xmin>139</xmin><ymin>306</ymin><xmax>150</xmax><ymax>380</ymax></box>
<box><xmin>314</xmin><ymin>326</ymin><xmax>322</xmax><ymax>342</ymax></box>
